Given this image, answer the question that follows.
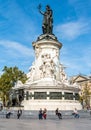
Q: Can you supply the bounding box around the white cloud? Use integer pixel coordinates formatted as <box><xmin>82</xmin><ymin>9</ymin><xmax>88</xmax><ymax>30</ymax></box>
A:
<box><xmin>60</xmin><ymin>43</ymin><xmax>91</xmax><ymax>76</ymax></box>
<box><xmin>0</xmin><ymin>40</ymin><xmax>35</xmax><ymax>73</ymax></box>
<box><xmin>81</xmin><ymin>45</ymin><xmax>91</xmax><ymax>68</ymax></box>
<box><xmin>0</xmin><ymin>40</ymin><xmax>34</xmax><ymax>57</ymax></box>
<box><xmin>55</xmin><ymin>19</ymin><xmax>90</xmax><ymax>40</ymax></box>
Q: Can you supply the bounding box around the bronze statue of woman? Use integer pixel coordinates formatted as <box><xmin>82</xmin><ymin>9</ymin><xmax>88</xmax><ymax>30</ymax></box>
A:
<box><xmin>38</xmin><ymin>4</ymin><xmax>53</xmax><ymax>34</ymax></box>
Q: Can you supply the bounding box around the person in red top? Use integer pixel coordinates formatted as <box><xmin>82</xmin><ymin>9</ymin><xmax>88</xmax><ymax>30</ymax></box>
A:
<box><xmin>43</xmin><ymin>108</ymin><xmax>47</xmax><ymax>119</ymax></box>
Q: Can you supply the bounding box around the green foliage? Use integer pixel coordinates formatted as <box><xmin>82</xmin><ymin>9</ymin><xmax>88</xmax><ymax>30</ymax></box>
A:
<box><xmin>0</xmin><ymin>66</ymin><xmax>27</xmax><ymax>106</ymax></box>
<box><xmin>80</xmin><ymin>83</ymin><xmax>91</xmax><ymax>106</ymax></box>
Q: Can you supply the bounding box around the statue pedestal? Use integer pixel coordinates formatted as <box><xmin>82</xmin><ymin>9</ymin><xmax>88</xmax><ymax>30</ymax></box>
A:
<box><xmin>22</xmin><ymin>82</ymin><xmax>82</xmax><ymax>110</ymax></box>
<box><xmin>29</xmin><ymin>34</ymin><xmax>62</xmax><ymax>81</ymax></box>
<box><xmin>20</xmin><ymin>34</ymin><xmax>82</xmax><ymax>110</ymax></box>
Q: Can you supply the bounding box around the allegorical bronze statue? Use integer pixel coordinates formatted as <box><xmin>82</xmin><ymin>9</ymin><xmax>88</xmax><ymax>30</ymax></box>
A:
<box><xmin>38</xmin><ymin>4</ymin><xmax>53</xmax><ymax>34</ymax></box>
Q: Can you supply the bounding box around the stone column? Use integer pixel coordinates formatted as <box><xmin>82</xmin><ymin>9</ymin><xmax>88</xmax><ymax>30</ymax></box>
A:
<box><xmin>47</xmin><ymin>91</ymin><xmax>49</xmax><ymax>100</ymax></box>
<box><xmin>62</xmin><ymin>91</ymin><xmax>64</xmax><ymax>100</ymax></box>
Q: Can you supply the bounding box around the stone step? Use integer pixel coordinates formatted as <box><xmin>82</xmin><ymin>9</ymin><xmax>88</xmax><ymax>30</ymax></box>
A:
<box><xmin>0</xmin><ymin>109</ymin><xmax>91</xmax><ymax>119</ymax></box>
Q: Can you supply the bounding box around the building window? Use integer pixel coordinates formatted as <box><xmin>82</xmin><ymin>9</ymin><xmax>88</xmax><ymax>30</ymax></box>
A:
<box><xmin>34</xmin><ymin>92</ymin><xmax>47</xmax><ymax>99</ymax></box>
<box><xmin>75</xmin><ymin>93</ymin><xmax>79</xmax><ymax>100</ymax></box>
<box><xmin>29</xmin><ymin>92</ymin><xmax>32</xmax><ymax>99</ymax></box>
<box><xmin>50</xmin><ymin>92</ymin><xmax>62</xmax><ymax>99</ymax></box>
<box><xmin>64</xmin><ymin>92</ymin><xmax>73</xmax><ymax>100</ymax></box>
<box><xmin>26</xmin><ymin>91</ymin><xmax>29</xmax><ymax>100</ymax></box>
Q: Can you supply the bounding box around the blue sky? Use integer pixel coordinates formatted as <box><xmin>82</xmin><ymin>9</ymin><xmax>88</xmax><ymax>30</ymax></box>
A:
<box><xmin>0</xmin><ymin>0</ymin><xmax>91</xmax><ymax>77</ymax></box>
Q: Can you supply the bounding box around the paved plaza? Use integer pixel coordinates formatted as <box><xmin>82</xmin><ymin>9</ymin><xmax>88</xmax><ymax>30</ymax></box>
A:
<box><xmin>0</xmin><ymin>118</ymin><xmax>91</xmax><ymax>130</ymax></box>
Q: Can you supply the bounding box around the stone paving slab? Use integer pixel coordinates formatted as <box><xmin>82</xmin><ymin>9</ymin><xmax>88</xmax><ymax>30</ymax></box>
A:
<box><xmin>0</xmin><ymin>118</ymin><xmax>91</xmax><ymax>130</ymax></box>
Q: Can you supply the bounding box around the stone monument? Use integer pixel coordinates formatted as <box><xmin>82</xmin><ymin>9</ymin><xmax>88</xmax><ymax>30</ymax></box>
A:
<box><xmin>13</xmin><ymin>5</ymin><xmax>82</xmax><ymax>110</ymax></box>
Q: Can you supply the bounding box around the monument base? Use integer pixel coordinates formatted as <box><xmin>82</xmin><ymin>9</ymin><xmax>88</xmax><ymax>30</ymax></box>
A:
<box><xmin>22</xmin><ymin>79</ymin><xmax>82</xmax><ymax>111</ymax></box>
<box><xmin>13</xmin><ymin>33</ymin><xmax>82</xmax><ymax>111</ymax></box>
<box><xmin>22</xmin><ymin>100</ymin><xmax>82</xmax><ymax>110</ymax></box>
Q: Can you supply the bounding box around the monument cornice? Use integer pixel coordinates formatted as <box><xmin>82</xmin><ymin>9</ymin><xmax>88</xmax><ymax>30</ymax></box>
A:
<box><xmin>32</xmin><ymin>34</ymin><xmax>62</xmax><ymax>49</ymax></box>
<box><xmin>25</xmin><ymin>85</ymin><xmax>80</xmax><ymax>92</ymax></box>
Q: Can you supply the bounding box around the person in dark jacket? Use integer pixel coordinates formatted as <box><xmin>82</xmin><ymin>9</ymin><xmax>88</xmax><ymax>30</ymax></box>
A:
<box><xmin>55</xmin><ymin>108</ymin><xmax>62</xmax><ymax>119</ymax></box>
<box><xmin>17</xmin><ymin>109</ymin><xmax>22</xmax><ymax>119</ymax></box>
<box><xmin>39</xmin><ymin>108</ymin><xmax>43</xmax><ymax>119</ymax></box>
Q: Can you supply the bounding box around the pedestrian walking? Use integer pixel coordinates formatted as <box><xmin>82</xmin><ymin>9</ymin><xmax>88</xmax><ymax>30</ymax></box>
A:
<box><xmin>17</xmin><ymin>109</ymin><xmax>22</xmax><ymax>119</ymax></box>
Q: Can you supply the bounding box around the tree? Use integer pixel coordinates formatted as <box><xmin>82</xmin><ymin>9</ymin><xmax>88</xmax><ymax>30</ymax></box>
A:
<box><xmin>80</xmin><ymin>83</ymin><xmax>91</xmax><ymax>108</ymax></box>
<box><xmin>0</xmin><ymin>66</ymin><xmax>27</xmax><ymax>106</ymax></box>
